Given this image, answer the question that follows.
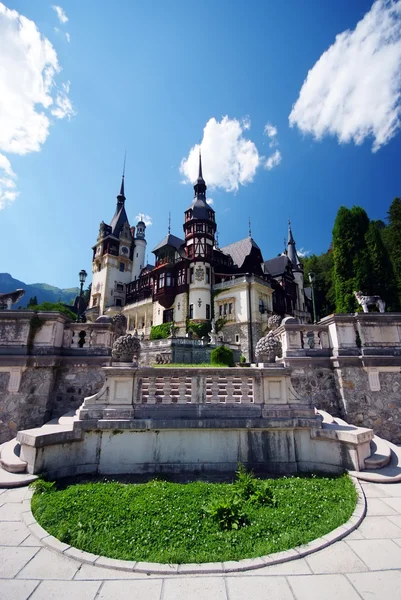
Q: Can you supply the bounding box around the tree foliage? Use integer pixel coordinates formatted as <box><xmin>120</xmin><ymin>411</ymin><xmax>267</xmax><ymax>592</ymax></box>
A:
<box><xmin>301</xmin><ymin>251</ymin><xmax>335</xmax><ymax>319</ymax></box>
<box><xmin>383</xmin><ymin>198</ymin><xmax>401</xmax><ymax>308</ymax></box>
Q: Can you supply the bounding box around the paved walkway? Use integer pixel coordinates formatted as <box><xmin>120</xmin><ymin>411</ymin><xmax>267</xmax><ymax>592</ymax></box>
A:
<box><xmin>1</xmin><ymin>482</ymin><xmax>401</xmax><ymax>599</ymax></box>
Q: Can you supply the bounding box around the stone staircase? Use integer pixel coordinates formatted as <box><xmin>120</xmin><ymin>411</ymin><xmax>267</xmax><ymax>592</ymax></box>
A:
<box><xmin>316</xmin><ymin>410</ymin><xmax>401</xmax><ymax>483</ymax></box>
<box><xmin>0</xmin><ymin>439</ymin><xmax>37</xmax><ymax>488</ymax></box>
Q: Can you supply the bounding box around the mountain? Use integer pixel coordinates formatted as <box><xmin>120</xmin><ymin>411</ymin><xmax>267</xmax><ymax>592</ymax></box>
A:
<box><xmin>0</xmin><ymin>273</ymin><xmax>79</xmax><ymax>308</ymax></box>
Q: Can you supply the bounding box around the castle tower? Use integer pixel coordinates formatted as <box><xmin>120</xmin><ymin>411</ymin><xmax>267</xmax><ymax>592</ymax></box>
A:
<box><xmin>89</xmin><ymin>175</ymin><xmax>134</xmax><ymax>316</ymax></box>
<box><xmin>183</xmin><ymin>152</ymin><xmax>216</xmax><ymax>322</ymax></box>
<box><xmin>132</xmin><ymin>219</ymin><xmax>147</xmax><ymax>280</ymax></box>
<box><xmin>287</xmin><ymin>220</ymin><xmax>305</xmax><ymax>313</ymax></box>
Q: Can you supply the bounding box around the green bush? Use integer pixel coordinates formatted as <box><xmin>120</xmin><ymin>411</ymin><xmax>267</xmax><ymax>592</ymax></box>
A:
<box><xmin>30</xmin><ymin>302</ymin><xmax>76</xmax><ymax>320</ymax></box>
<box><xmin>150</xmin><ymin>322</ymin><xmax>172</xmax><ymax>340</ymax></box>
<box><xmin>240</xmin><ymin>354</ymin><xmax>246</xmax><ymax>364</ymax></box>
<box><xmin>204</xmin><ymin>497</ymin><xmax>248</xmax><ymax>531</ymax></box>
<box><xmin>187</xmin><ymin>320</ymin><xmax>211</xmax><ymax>339</ymax></box>
<box><xmin>29</xmin><ymin>479</ymin><xmax>56</xmax><ymax>495</ymax></box>
<box><xmin>210</xmin><ymin>345</ymin><xmax>234</xmax><ymax>367</ymax></box>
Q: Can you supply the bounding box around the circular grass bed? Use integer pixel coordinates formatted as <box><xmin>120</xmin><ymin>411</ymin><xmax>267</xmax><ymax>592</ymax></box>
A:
<box><xmin>31</xmin><ymin>472</ymin><xmax>357</xmax><ymax>564</ymax></box>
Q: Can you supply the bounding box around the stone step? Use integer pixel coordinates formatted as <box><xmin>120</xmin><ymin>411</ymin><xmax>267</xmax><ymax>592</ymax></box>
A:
<box><xmin>364</xmin><ymin>436</ymin><xmax>392</xmax><ymax>470</ymax></box>
<box><xmin>350</xmin><ymin>441</ymin><xmax>401</xmax><ymax>483</ymax></box>
<box><xmin>0</xmin><ymin>464</ymin><xmax>37</xmax><ymax>488</ymax></box>
<box><xmin>0</xmin><ymin>439</ymin><xmax>27</xmax><ymax>474</ymax></box>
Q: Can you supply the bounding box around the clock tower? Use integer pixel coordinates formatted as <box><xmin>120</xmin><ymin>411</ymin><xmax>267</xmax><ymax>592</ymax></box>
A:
<box><xmin>183</xmin><ymin>152</ymin><xmax>216</xmax><ymax>323</ymax></box>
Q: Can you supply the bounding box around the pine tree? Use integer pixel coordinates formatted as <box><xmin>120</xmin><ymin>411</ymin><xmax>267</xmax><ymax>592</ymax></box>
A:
<box><xmin>332</xmin><ymin>206</ymin><xmax>371</xmax><ymax>312</ymax></box>
<box><xmin>365</xmin><ymin>221</ymin><xmax>399</xmax><ymax>310</ymax></box>
<box><xmin>302</xmin><ymin>251</ymin><xmax>335</xmax><ymax>319</ymax></box>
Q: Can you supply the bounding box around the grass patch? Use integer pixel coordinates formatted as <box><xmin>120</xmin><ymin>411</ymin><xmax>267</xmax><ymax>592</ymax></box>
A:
<box><xmin>31</xmin><ymin>472</ymin><xmax>357</xmax><ymax>564</ymax></box>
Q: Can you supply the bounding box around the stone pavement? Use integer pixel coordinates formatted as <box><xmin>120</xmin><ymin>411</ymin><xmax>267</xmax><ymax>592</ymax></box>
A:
<box><xmin>1</xmin><ymin>482</ymin><xmax>401</xmax><ymax>599</ymax></box>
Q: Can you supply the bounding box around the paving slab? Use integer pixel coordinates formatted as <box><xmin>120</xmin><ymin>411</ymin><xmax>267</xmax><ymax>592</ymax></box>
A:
<box><xmin>363</xmin><ymin>497</ymin><xmax>399</xmax><ymax>516</ymax></box>
<box><xmin>30</xmin><ymin>580</ymin><xmax>101</xmax><ymax>600</ymax></box>
<box><xmin>0</xmin><ymin>488</ymin><xmax>29</xmax><ymax>503</ymax></box>
<box><xmin>0</xmin><ymin>521</ymin><xmax>30</xmax><ymax>546</ymax></box>
<box><xmin>73</xmin><ymin>563</ymin><xmax>155</xmax><ymax>580</ymax></box>
<box><xmin>356</xmin><ymin>516</ymin><xmax>401</xmax><ymax>539</ymax></box>
<box><xmin>367</xmin><ymin>483</ymin><xmax>401</xmax><ymax>497</ymax></box>
<box><xmin>19</xmin><ymin>534</ymin><xmax>44</xmax><ymax>547</ymax></box>
<box><xmin>381</xmin><ymin>497</ymin><xmax>401</xmax><ymax>513</ymax></box>
<box><xmin>0</xmin><ymin>502</ymin><xmax>23</xmax><ymax>521</ymax></box>
<box><xmin>233</xmin><ymin>557</ymin><xmax>312</xmax><ymax>576</ymax></box>
<box><xmin>0</xmin><ymin>546</ymin><xmax>39</xmax><ymax>578</ymax></box>
<box><xmin>287</xmin><ymin>573</ymin><xmax>361</xmax><ymax>600</ymax></box>
<box><xmin>226</xmin><ymin>575</ymin><xmax>294</xmax><ymax>600</ymax></box>
<box><xmin>163</xmin><ymin>576</ymin><xmax>227</xmax><ymax>600</ymax></box>
<box><xmin>347</xmin><ymin>570</ymin><xmax>401</xmax><ymax>600</ymax></box>
<box><xmin>359</xmin><ymin>482</ymin><xmax>391</xmax><ymax>498</ymax></box>
<box><xmin>97</xmin><ymin>578</ymin><xmax>163</xmax><ymax>600</ymax></box>
<box><xmin>305</xmin><ymin>541</ymin><xmax>368</xmax><ymax>574</ymax></box>
<box><xmin>16</xmin><ymin>547</ymin><xmax>80</xmax><ymax>580</ymax></box>
<box><xmin>0</xmin><ymin>580</ymin><xmax>39</xmax><ymax>600</ymax></box>
<box><xmin>346</xmin><ymin>539</ymin><xmax>401</xmax><ymax>570</ymax></box>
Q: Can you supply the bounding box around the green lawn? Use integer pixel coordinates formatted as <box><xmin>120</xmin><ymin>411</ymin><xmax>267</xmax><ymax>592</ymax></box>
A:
<box><xmin>31</xmin><ymin>473</ymin><xmax>357</xmax><ymax>564</ymax></box>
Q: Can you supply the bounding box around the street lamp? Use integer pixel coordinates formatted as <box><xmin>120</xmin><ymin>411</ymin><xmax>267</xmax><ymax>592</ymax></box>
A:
<box><xmin>308</xmin><ymin>271</ymin><xmax>317</xmax><ymax>324</ymax></box>
<box><xmin>77</xmin><ymin>269</ymin><xmax>87</xmax><ymax>322</ymax></box>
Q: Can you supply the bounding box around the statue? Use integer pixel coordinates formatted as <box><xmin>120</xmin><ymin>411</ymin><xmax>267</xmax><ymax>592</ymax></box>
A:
<box><xmin>211</xmin><ymin>318</ymin><xmax>216</xmax><ymax>334</ymax></box>
<box><xmin>111</xmin><ymin>314</ymin><xmax>127</xmax><ymax>335</ymax></box>
<box><xmin>0</xmin><ymin>289</ymin><xmax>25</xmax><ymax>309</ymax></box>
<box><xmin>255</xmin><ymin>331</ymin><xmax>282</xmax><ymax>364</ymax></box>
<box><xmin>354</xmin><ymin>291</ymin><xmax>386</xmax><ymax>314</ymax></box>
<box><xmin>268</xmin><ymin>314</ymin><xmax>282</xmax><ymax>331</ymax></box>
<box><xmin>169</xmin><ymin>322</ymin><xmax>176</xmax><ymax>338</ymax></box>
<box><xmin>111</xmin><ymin>334</ymin><xmax>141</xmax><ymax>364</ymax></box>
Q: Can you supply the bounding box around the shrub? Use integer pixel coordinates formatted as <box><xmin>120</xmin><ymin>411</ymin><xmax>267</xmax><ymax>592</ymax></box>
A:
<box><xmin>240</xmin><ymin>354</ymin><xmax>246</xmax><ymax>364</ymax></box>
<box><xmin>210</xmin><ymin>345</ymin><xmax>234</xmax><ymax>367</ymax></box>
<box><xmin>29</xmin><ymin>479</ymin><xmax>56</xmax><ymax>495</ymax></box>
<box><xmin>187</xmin><ymin>321</ymin><xmax>211</xmax><ymax>339</ymax></box>
<box><xmin>150</xmin><ymin>322</ymin><xmax>172</xmax><ymax>340</ymax></box>
<box><xmin>30</xmin><ymin>302</ymin><xmax>76</xmax><ymax>320</ymax></box>
<box><xmin>204</xmin><ymin>497</ymin><xmax>248</xmax><ymax>530</ymax></box>
<box><xmin>234</xmin><ymin>463</ymin><xmax>258</xmax><ymax>499</ymax></box>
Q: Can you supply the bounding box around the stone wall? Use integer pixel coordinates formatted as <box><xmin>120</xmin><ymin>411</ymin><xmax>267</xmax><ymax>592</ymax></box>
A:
<box><xmin>51</xmin><ymin>362</ymin><xmax>106</xmax><ymax>419</ymax></box>
<box><xmin>290</xmin><ymin>366</ymin><xmax>343</xmax><ymax>417</ymax></box>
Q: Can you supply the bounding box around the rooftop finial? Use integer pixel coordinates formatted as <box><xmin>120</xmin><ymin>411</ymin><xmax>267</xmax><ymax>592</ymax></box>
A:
<box><xmin>118</xmin><ymin>150</ymin><xmax>126</xmax><ymax>201</ymax></box>
<box><xmin>248</xmin><ymin>217</ymin><xmax>252</xmax><ymax>238</ymax></box>
<box><xmin>168</xmin><ymin>211</ymin><xmax>171</xmax><ymax>234</ymax></box>
<box><xmin>198</xmin><ymin>147</ymin><xmax>203</xmax><ymax>181</ymax></box>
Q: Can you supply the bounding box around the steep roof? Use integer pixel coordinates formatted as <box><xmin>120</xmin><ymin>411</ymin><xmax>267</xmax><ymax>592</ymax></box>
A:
<box><xmin>263</xmin><ymin>255</ymin><xmax>293</xmax><ymax>277</ymax></box>
<box><xmin>152</xmin><ymin>234</ymin><xmax>185</xmax><ymax>254</ymax></box>
<box><xmin>220</xmin><ymin>237</ymin><xmax>261</xmax><ymax>269</ymax></box>
<box><xmin>110</xmin><ymin>205</ymin><xmax>130</xmax><ymax>237</ymax></box>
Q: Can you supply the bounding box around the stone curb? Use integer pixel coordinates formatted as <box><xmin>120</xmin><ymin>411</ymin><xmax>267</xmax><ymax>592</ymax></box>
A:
<box><xmin>26</xmin><ymin>477</ymin><xmax>366</xmax><ymax>575</ymax></box>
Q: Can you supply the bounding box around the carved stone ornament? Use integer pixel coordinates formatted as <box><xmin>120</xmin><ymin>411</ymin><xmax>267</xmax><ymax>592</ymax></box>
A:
<box><xmin>195</xmin><ymin>266</ymin><xmax>204</xmax><ymax>281</ymax></box>
<box><xmin>255</xmin><ymin>331</ymin><xmax>282</xmax><ymax>363</ymax></box>
<box><xmin>268</xmin><ymin>314</ymin><xmax>282</xmax><ymax>331</ymax></box>
<box><xmin>111</xmin><ymin>334</ymin><xmax>141</xmax><ymax>363</ymax></box>
<box><xmin>111</xmin><ymin>314</ymin><xmax>127</xmax><ymax>335</ymax></box>
<box><xmin>354</xmin><ymin>291</ymin><xmax>386</xmax><ymax>313</ymax></box>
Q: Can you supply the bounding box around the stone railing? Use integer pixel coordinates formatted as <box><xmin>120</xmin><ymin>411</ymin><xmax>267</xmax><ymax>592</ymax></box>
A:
<box><xmin>62</xmin><ymin>323</ymin><xmax>114</xmax><ymax>354</ymax></box>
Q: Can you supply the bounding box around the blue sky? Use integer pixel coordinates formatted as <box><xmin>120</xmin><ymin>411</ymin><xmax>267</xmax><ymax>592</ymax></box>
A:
<box><xmin>1</xmin><ymin>0</ymin><xmax>400</xmax><ymax>289</ymax></box>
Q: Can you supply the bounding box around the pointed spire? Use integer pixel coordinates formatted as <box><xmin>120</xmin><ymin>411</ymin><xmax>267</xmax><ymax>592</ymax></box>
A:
<box><xmin>194</xmin><ymin>148</ymin><xmax>207</xmax><ymax>199</ymax></box>
<box><xmin>168</xmin><ymin>211</ymin><xmax>171</xmax><ymax>234</ymax></box>
<box><xmin>116</xmin><ymin>151</ymin><xmax>126</xmax><ymax>207</ymax></box>
<box><xmin>287</xmin><ymin>219</ymin><xmax>300</xmax><ymax>270</ymax></box>
<box><xmin>248</xmin><ymin>217</ymin><xmax>252</xmax><ymax>238</ymax></box>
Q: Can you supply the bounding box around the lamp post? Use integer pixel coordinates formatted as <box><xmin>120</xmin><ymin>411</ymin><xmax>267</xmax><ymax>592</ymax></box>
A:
<box><xmin>77</xmin><ymin>269</ymin><xmax>87</xmax><ymax>322</ymax></box>
<box><xmin>308</xmin><ymin>271</ymin><xmax>317</xmax><ymax>324</ymax></box>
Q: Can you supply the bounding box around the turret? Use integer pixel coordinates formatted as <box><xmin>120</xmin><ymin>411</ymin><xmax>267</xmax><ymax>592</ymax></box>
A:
<box><xmin>132</xmin><ymin>219</ymin><xmax>147</xmax><ymax>280</ymax></box>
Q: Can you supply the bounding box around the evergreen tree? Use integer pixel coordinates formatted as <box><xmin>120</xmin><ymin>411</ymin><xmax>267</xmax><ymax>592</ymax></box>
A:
<box><xmin>302</xmin><ymin>251</ymin><xmax>335</xmax><ymax>319</ymax></box>
<box><xmin>383</xmin><ymin>198</ymin><xmax>401</xmax><ymax>306</ymax></box>
<box><xmin>332</xmin><ymin>206</ymin><xmax>371</xmax><ymax>312</ymax></box>
<box><xmin>365</xmin><ymin>221</ymin><xmax>399</xmax><ymax>310</ymax></box>
<box><xmin>27</xmin><ymin>295</ymin><xmax>38</xmax><ymax>307</ymax></box>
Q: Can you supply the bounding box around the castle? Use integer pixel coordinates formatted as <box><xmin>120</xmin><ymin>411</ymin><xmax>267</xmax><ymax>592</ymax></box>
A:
<box><xmin>87</xmin><ymin>155</ymin><xmax>311</xmax><ymax>360</ymax></box>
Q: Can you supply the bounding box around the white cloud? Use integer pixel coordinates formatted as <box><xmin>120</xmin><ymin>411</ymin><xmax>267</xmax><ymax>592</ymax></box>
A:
<box><xmin>264</xmin><ymin>123</ymin><xmax>278</xmax><ymax>146</ymax></box>
<box><xmin>206</xmin><ymin>198</ymin><xmax>214</xmax><ymax>205</ymax></box>
<box><xmin>289</xmin><ymin>0</ymin><xmax>401</xmax><ymax>152</ymax></box>
<box><xmin>0</xmin><ymin>153</ymin><xmax>17</xmax><ymax>209</ymax></box>
<box><xmin>52</xmin><ymin>5</ymin><xmax>68</xmax><ymax>24</ymax></box>
<box><xmin>265</xmin><ymin>149</ymin><xmax>282</xmax><ymax>170</ymax></box>
<box><xmin>135</xmin><ymin>213</ymin><xmax>153</xmax><ymax>226</ymax></box>
<box><xmin>297</xmin><ymin>248</ymin><xmax>311</xmax><ymax>258</ymax></box>
<box><xmin>65</xmin><ymin>32</ymin><xmax>70</xmax><ymax>43</ymax></box>
<box><xmin>180</xmin><ymin>116</ymin><xmax>261</xmax><ymax>192</ymax></box>
<box><xmin>0</xmin><ymin>2</ymin><xmax>74</xmax><ymax>209</ymax></box>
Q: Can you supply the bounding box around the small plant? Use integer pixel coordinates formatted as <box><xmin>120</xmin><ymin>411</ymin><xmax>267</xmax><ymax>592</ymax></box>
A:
<box><xmin>210</xmin><ymin>345</ymin><xmax>234</xmax><ymax>367</ymax></box>
<box><xmin>239</xmin><ymin>354</ymin><xmax>246</xmax><ymax>364</ymax></box>
<box><xmin>204</xmin><ymin>497</ymin><xmax>248</xmax><ymax>530</ymax></box>
<box><xmin>187</xmin><ymin>321</ymin><xmax>211</xmax><ymax>339</ymax></box>
<box><xmin>249</xmin><ymin>481</ymin><xmax>276</xmax><ymax>507</ymax></box>
<box><xmin>150</xmin><ymin>322</ymin><xmax>172</xmax><ymax>340</ymax></box>
<box><xmin>234</xmin><ymin>463</ymin><xmax>258</xmax><ymax>499</ymax></box>
<box><xmin>29</xmin><ymin>479</ymin><xmax>56</xmax><ymax>495</ymax></box>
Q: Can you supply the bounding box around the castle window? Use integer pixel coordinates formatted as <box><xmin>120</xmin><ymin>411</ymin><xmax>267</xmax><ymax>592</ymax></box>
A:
<box><xmin>190</xmin><ymin>267</ymin><xmax>194</xmax><ymax>283</ymax></box>
<box><xmin>206</xmin><ymin>268</ymin><xmax>210</xmax><ymax>283</ymax></box>
<box><xmin>119</xmin><ymin>262</ymin><xmax>125</xmax><ymax>272</ymax></box>
<box><xmin>229</xmin><ymin>303</ymin><xmax>233</xmax><ymax>315</ymax></box>
<box><xmin>219</xmin><ymin>305</ymin><xmax>223</xmax><ymax>316</ymax></box>
<box><xmin>235</xmin><ymin>334</ymin><xmax>240</xmax><ymax>344</ymax></box>
<box><xmin>206</xmin><ymin>304</ymin><xmax>210</xmax><ymax>320</ymax></box>
<box><xmin>224</xmin><ymin>303</ymin><xmax>227</xmax><ymax>315</ymax></box>
<box><xmin>166</xmin><ymin>274</ymin><xmax>173</xmax><ymax>287</ymax></box>
<box><xmin>98</xmin><ymin>263</ymin><xmax>102</xmax><ymax>272</ymax></box>
<box><xmin>189</xmin><ymin>304</ymin><xmax>194</xmax><ymax>319</ymax></box>
<box><xmin>159</xmin><ymin>273</ymin><xmax>165</xmax><ymax>288</ymax></box>
<box><xmin>136</xmin><ymin>253</ymin><xmax>138</xmax><ymax>258</ymax></box>
<box><xmin>116</xmin><ymin>284</ymin><xmax>124</xmax><ymax>292</ymax></box>
<box><xmin>116</xmin><ymin>299</ymin><xmax>122</xmax><ymax>307</ymax></box>
<box><xmin>259</xmin><ymin>299</ymin><xmax>265</xmax><ymax>314</ymax></box>
<box><xmin>196</xmin><ymin>223</ymin><xmax>204</xmax><ymax>233</ymax></box>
